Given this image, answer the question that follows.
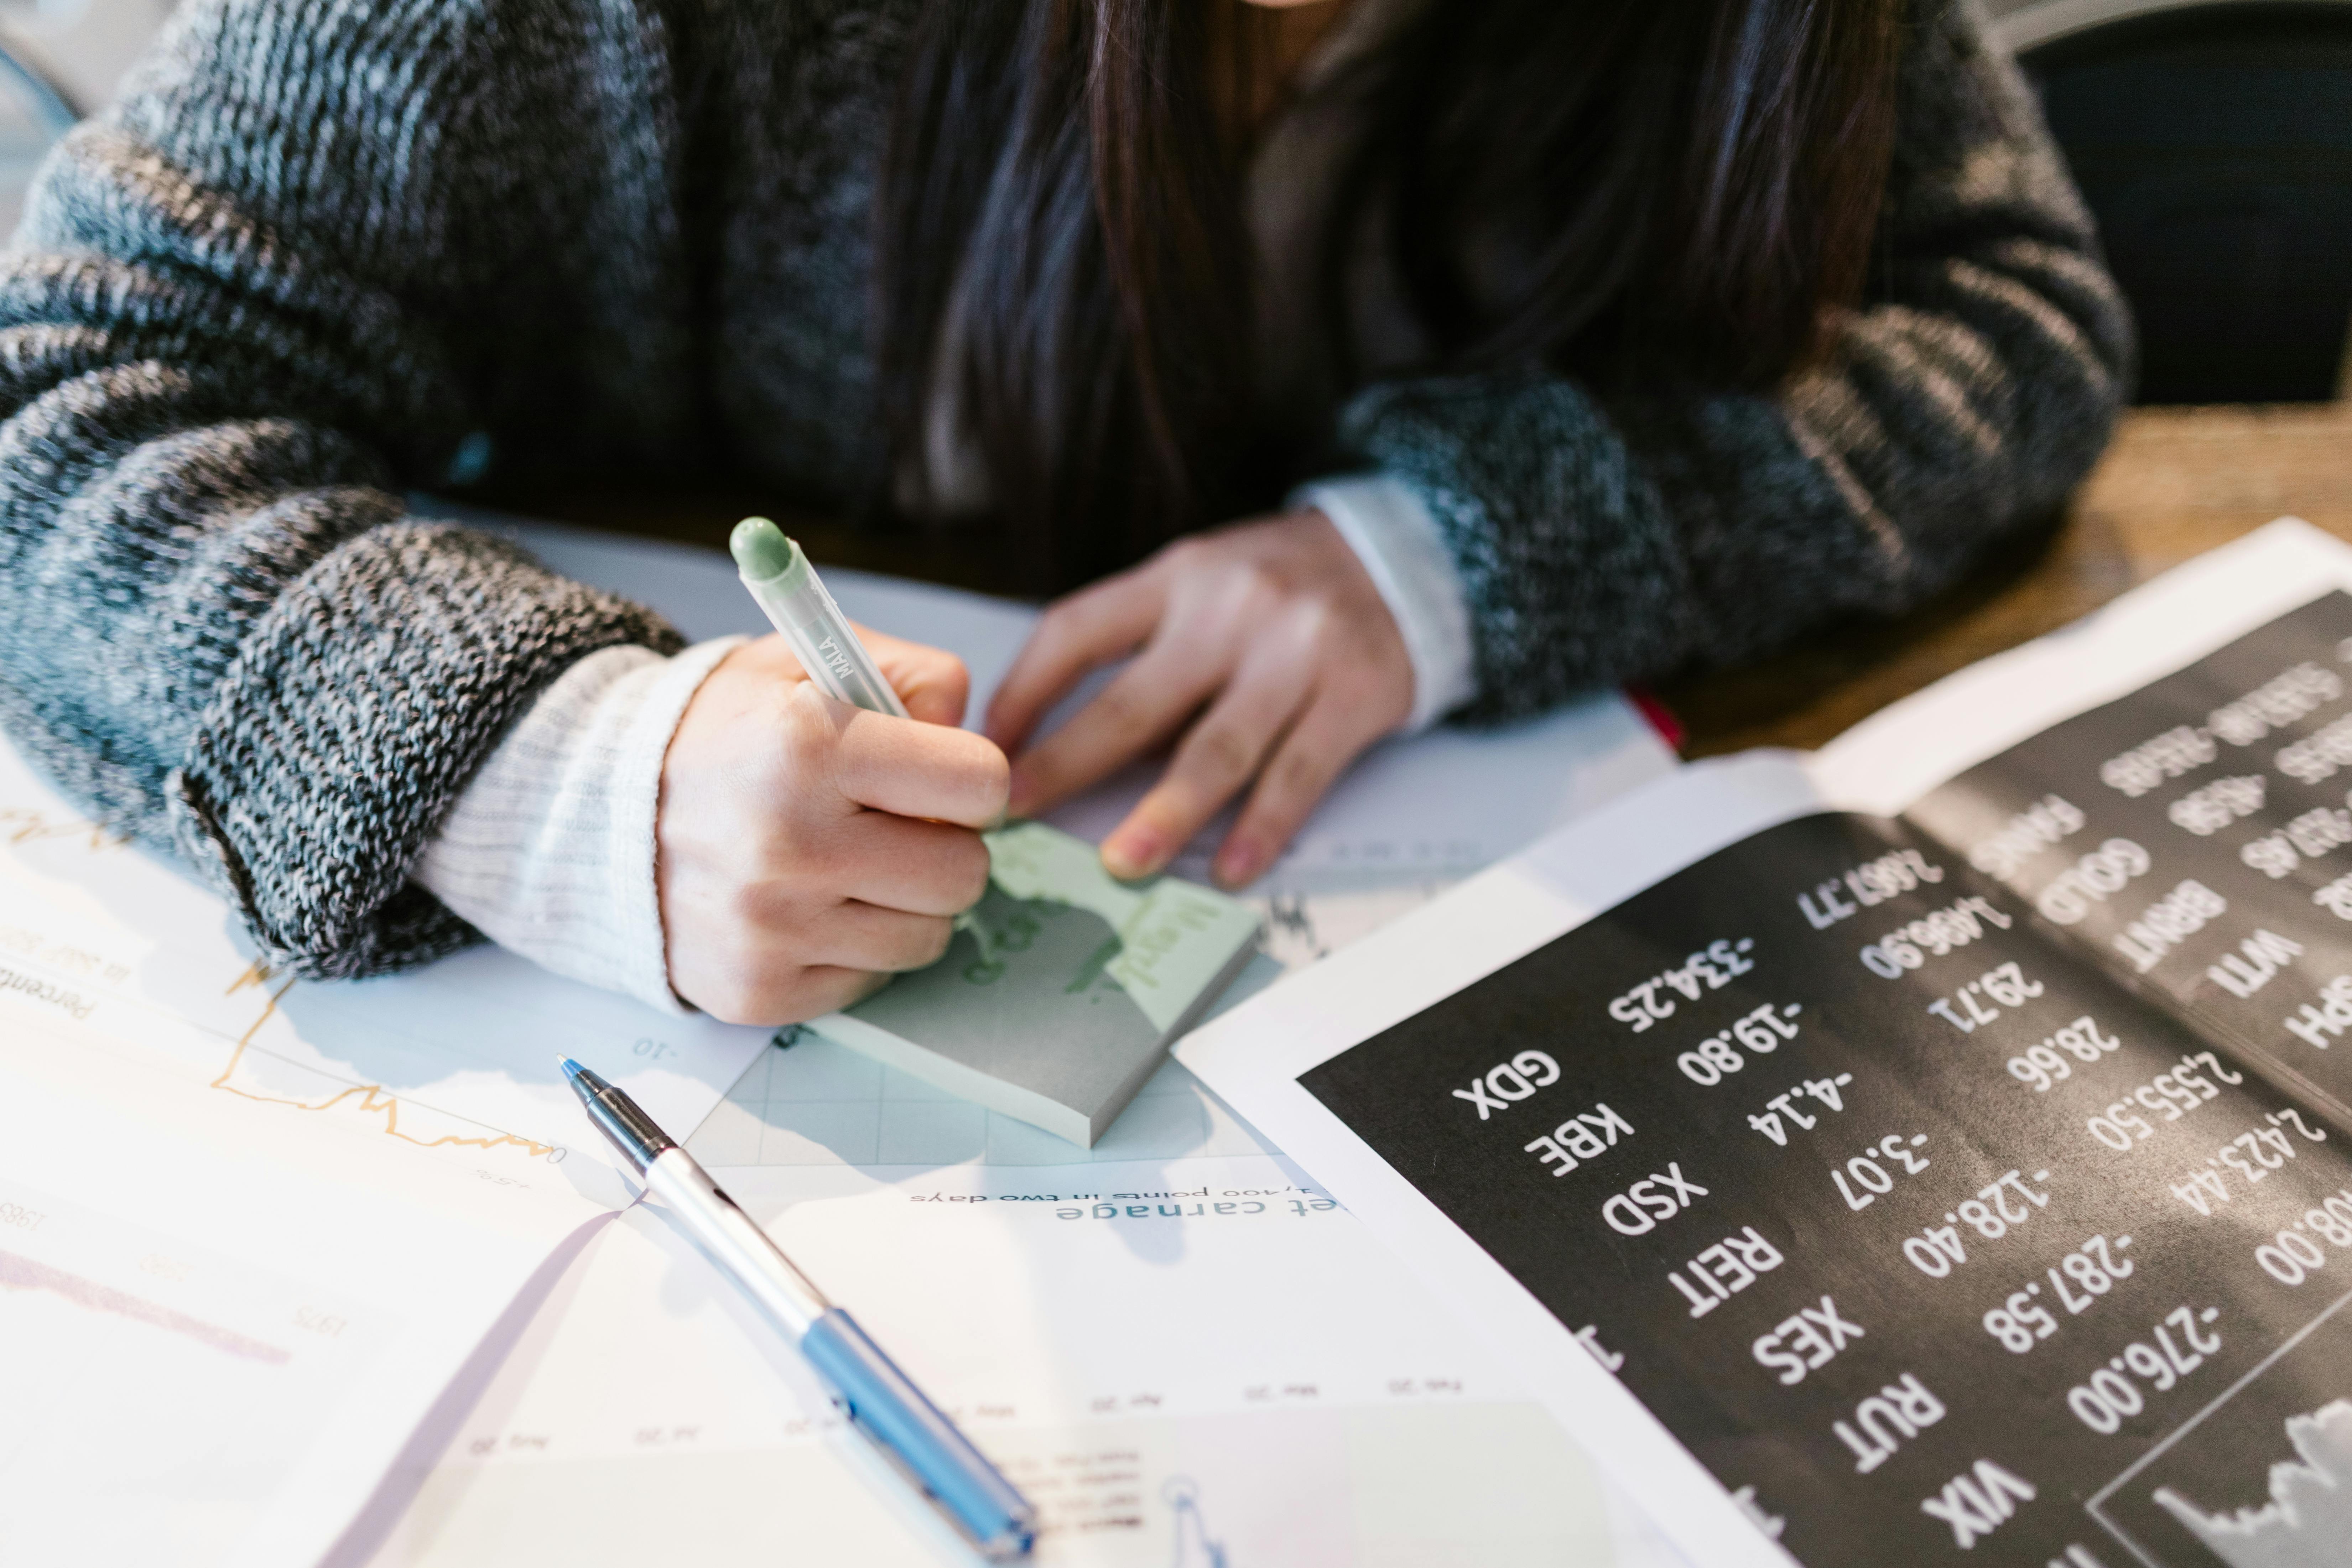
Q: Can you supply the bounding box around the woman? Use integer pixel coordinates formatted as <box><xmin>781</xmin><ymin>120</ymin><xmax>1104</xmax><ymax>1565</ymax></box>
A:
<box><xmin>0</xmin><ymin>0</ymin><xmax>2128</xmax><ymax>1023</ymax></box>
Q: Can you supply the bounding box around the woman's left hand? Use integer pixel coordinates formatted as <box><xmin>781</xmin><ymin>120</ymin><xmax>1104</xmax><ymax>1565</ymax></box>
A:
<box><xmin>984</xmin><ymin>510</ymin><xmax>1414</xmax><ymax>888</ymax></box>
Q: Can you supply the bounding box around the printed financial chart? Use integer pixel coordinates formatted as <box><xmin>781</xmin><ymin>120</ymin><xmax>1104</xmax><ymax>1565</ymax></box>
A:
<box><xmin>378</xmin><ymin>1146</ymin><xmax>1670</xmax><ymax>1568</ymax></box>
<box><xmin>0</xmin><ymin>735</ymin><xmax>766</xmax><ymax>1176</ymax></box>
<box><xmin>410</xmin><ymin>851</ymin><xmax>1682</xmax><ymax>1564</ymax></box>
<box><xmin>1297</xmin><ymin>593</ymin><xmax>2352</xmax><ymax>1568</ymax></box>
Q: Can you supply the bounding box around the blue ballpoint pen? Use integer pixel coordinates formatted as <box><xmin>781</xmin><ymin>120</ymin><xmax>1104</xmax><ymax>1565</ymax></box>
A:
<box><xmin>561</xmin><ymin>1058</ymin><xmax>1038</xmax><ymax>1561</ymax></box>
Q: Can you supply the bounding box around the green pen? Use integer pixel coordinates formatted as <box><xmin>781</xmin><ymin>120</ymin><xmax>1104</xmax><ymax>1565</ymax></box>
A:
<box><xmin>730</xmin><ymin>517</ymin><xmax>911</xmax><ymax>719</ymax></box>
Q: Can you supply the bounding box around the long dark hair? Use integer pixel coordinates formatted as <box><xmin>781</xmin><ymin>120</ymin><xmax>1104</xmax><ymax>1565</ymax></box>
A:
<box><xmin>875</xmin><ymin>0</ymin><xmax>1904</xmax><ymax>592</ymax></box>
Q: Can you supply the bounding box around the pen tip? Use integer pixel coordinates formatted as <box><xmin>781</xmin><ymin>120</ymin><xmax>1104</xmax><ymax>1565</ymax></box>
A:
<box><xmin>558</xmin><ymin>1056</ymin><xmax>584</xmax><ymax>1081</ymax></box>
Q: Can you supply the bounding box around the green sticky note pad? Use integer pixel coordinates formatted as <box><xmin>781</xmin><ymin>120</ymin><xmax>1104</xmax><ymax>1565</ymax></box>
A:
<box><xmin>810</xmin><ymin>823</ymin><xmax>1263</xmax><ymax>1146</ymax></box>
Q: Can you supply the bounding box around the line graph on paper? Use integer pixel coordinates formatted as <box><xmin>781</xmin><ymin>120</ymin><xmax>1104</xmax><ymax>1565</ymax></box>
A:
<box><xmin>2156</xmin><ymin>1401</ymin><xmax>2352</xmax><ymax>1568</ymax></box>
<box><xmin>0</xmin><ymin>734</ymin><xmax>1448</xmax><ymax>1176</ymax></box>
<box><xmin>0</xmin><ymin>871</ymin><xmax>570</xmax><ymax>1165</ymax></box>
<box><xmin>0</xmin><ymin>803</ymin><xmax>125</xmax><ymax>854</ymax></box>
<box><xmin>204</xmin><ymin>963</ymin><xmax>558</xmax><ymax>1159</ymax></box>
<box><xmin>2091</xmin><ymin>1287</ymin><xmax>2352</xmax><ymax>1568</ymax></box>
<box><xmin>0</xmin><ymin>737</ymin><xmax>769</xmax><ymax>1171</ymax></box>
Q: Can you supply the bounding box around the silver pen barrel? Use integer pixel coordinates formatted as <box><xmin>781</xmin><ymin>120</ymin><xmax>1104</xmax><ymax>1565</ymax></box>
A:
<box><xmin>560</xmin><ymin>1057</ymin><xmax>1034</xmax><ymax>1559</ymax></box>
<box><xmin>642</xmin><ymin>1148</ymin><xmax>831</xmax><ymax>1338</ymax></box>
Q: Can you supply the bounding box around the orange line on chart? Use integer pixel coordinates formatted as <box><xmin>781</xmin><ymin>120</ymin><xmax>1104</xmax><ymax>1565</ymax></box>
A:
<box><xmin>208</xmin><ymin>974</ymin><xmax>556</xmax><ymax>1158</ymax></box>
<box><xmin>0</xmin><ymin>807</ymin><xmax>123</xmax><ymax>853</ymax></box>
<box><xmin>225</xmin><ymin>959</ymin><xmax>275</xmax><ymax>999</ymax></box>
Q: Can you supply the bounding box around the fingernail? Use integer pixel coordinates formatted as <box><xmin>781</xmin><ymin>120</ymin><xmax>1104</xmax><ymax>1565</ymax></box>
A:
<box><xmin>1214</xmin><ymin>841</ymin><xmax>1260</xmax><ymax>889</ymax></box>
<box><xmin>1103</xmin><ymin>830</ymin><xmax>1162</xmax><ymax>881</ymax></box>
<box><xmin>1005</xmin><ymin>770</ymin><xmax>1034</xmax><ymax>819</ymax></box>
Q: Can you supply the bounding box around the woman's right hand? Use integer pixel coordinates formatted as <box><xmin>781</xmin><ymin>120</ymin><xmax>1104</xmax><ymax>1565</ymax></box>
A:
<box><xmin>656</xmin><ymin>632</ymin><xmax>1010</xmax><ymax>1025</ymax></box>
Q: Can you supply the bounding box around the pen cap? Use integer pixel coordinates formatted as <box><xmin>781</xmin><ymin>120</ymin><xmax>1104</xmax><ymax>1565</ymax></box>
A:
<box><xmin>730</xmin><ymin>519</ymin><xmax>911</xmax><ymax>718</ymax></box>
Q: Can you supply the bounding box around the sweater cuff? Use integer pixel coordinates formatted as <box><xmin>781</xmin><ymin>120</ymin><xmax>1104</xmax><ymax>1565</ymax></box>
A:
<box><xmin>412</xmin><ymin>636</ymin><xmax>746</xmax><ymax>1015</ymax></box>
<box><xmin>1291</xmin><ymin>473</ymin><xmax>1477</xmax><ymax>732</ymax></box>
<box><xmin>162</xmin><ymin>519</ymin><xmax>685</xmax><ymax>979</ymax></box>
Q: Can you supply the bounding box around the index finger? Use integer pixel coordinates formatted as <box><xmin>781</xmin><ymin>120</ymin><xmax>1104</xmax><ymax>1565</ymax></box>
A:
<box><xmin>829</xmin><ymin>695</ymin><xmax>1011</xmax><ymax>827</ymax></box>
<box><xmin>858</xmin><ymin>624</ymin><xmax>971</xmax><ymax>728</ymax></box>
<box><xmin>982</xmin><ymin>568</ymin><xmax>1165</xmax><ymax>753</ymax></box>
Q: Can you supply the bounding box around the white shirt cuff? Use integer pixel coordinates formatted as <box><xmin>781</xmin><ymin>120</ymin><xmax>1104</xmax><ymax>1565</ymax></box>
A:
<box><xmin>1292</xmin><ymin>473</ymin><xmax>1477</xmax><ymax>732</ymax></box>
<box><xmin>412</xmin><ymin>636</ymin><xmax>748</xmax><ymax>1014</ymax></box>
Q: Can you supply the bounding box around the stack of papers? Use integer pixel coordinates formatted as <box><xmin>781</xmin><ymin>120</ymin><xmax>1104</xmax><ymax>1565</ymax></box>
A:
<box><xmin>0</xmin><ymin>509</ymin><xmax>1683</xmax><ymax>1566</ymax></box>
<box><xmin>814</xmin><ymin>821</ymin><xmax>1264</xmax><ymax>1147</ymax></box>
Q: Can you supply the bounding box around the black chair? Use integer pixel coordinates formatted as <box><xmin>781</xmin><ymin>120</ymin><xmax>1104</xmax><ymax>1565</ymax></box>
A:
<box><xmin>2000</xmin><ymin>0</ymin><xmax>2352</xmax><ymax>404</ymax></box>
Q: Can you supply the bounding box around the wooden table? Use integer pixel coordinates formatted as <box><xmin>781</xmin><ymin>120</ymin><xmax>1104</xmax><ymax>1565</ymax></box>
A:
<box><xmin>514</xmin><ymin>401</ymin><xmax>2352</xmax><ymax>755</ymax></box>
<box><xmin>1657</xmin><ymin>401</ymin><xmax>2352</xmax><ymax>755</ymax></box>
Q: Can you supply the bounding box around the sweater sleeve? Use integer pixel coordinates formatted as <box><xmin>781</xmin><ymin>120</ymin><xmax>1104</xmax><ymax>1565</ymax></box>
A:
<box><xmin>0</xmin><ymin>0</ymin><xmax>682</xmax><ymax>978</ymax></box>
<box><xmin>412</xmin><ymin>637</ymin><xmax>747</xmax><ymax>1014</ymax></box>
<box><xmin>1338</xmin><ymin>0</ymin><xmax>2133</xmax><ymax>724</ymax></box>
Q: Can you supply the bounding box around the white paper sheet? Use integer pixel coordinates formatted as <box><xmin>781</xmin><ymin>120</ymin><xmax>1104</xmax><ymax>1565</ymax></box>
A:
<box><xmin>0</xmin><ymin>733</ymin><xmax>773</xmax><ymax>1178</ymax></box>
<box><xmin>0</xmin><ymin>992</ymin><xmax>593</xmax><ymax>1568</ymax></box>
<box><xmin>0</xmin><ymin>662</ymin><xmax>773</xmax><ymax>1558</ymax></box>
<box><xmin>365</xmin><ymin>1153</ymin><xmax>1685</xmax><ymax>1567</ymax></box>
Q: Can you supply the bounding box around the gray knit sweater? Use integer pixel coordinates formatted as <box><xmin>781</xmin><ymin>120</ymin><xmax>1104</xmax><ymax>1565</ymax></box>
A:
<box><xmin>0</xmin><ymin>0</ymin><xmax>2129</xmax><ymax>981</ymax></box>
